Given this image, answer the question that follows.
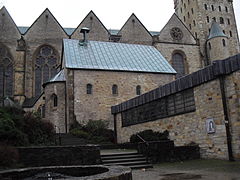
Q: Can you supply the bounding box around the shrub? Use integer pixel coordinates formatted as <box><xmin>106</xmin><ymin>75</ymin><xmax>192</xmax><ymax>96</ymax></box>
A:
<box><xmin>69</xmin><ymin>120</ymin><xmax>114</xmax><ymax>144</ymax></box>
<box><xmin>130</xmin><ymin>130</ymin><xmax>169</xmax><ymax>143</ymax></box>
<box><xmin>0</xmin><ymin>144</ymin><xmax>19</xmax><ymax>168</ymax></box>
<box><xmin>70</xmin><ymin>128</ymin><xmax>90</xmax><ymax>139</ymax></box>
<box><xmin>23</xmin><ymin>112</ymin><xmax>55</xmax><ymax>145</ymax></box>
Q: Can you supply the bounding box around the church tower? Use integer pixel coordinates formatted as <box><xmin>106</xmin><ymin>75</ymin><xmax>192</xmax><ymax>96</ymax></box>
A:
<box><xmin>174</xmin><ymin>0</ymin><xmax>239</xmax><ymax>65</ymax></box>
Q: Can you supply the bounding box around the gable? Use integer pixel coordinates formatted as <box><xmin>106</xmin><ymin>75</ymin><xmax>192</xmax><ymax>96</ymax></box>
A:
<box><xmin>24</xmin><ymin>8</ymin><xmax>68</xmax><ymax>40</ymax></box>
<box><xmin>71</xmin><ymin>11</ymin><xmax>109</xmax><ymax>41</ymax></box>
<box><xmin>118</xmin><ymin>13</ymin><xmax>152</xmax><ymax>45</ymax></box>
<box><xmin>0</xmin><ymin>7</ymin><xmax>21</xmax><ymax>41</ymax></box>
<box><xmin>158</xmin><ymin>14</ymin><xmax>197</xmax><ymax>44</ymax></box>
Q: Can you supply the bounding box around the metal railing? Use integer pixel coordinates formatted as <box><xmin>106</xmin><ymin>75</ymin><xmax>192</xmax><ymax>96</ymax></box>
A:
<box><xmin>136</xmin><ymin>134</ymin><xmax>150</xmax><ymax>163</ymax></box>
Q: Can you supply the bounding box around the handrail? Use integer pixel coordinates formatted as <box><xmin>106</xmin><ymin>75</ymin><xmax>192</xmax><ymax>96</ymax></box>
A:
<box><xmin>136</xmin><ymin>134</ymin><xmax>150</xmax><ymax>163</ymax></box>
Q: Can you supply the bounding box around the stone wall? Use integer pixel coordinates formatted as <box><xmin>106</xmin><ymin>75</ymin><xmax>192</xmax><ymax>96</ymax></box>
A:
<box><xmin>73</xmin><ymin>70</ymin><xmax>174</xmax><ymax>128</ymax></box>
<box><xmin>155</xmin><ymin>43</ymin><xmax>202</xmax><ymax>74</ymax></box>
<box><xmin>44</xmin><ymin>82</ymin><xmax>66</xmax><ymax>133</ymax></box>
<box><xmin>115</xmin><ymin>79</ymin><xmax>230</xmax><ymax>159</ymax></box>
<box><xmin>113</xmin><ymin>56</ymin><xmax>240</xmax><ymax>160</ymax></box>
<box><xmin>17</xmin><ymin>145</ymin><xmax>101</xmax><ymax>167</ymax></box>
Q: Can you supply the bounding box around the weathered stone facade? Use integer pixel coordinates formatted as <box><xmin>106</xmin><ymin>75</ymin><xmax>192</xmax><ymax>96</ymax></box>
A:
<box><xmin>73</xmin><ymin>70</ymin><xmax>174</xmax><ymax>128</ymax></box>
<box><xmin>113</xmin><ymin>56</ymin><xmax>240</xmax><ymax>160</ymax></box>
<box><xmin>44</xmin><ymin>82</ymin><xmax>66</xmax><ymax>133</ymax></box>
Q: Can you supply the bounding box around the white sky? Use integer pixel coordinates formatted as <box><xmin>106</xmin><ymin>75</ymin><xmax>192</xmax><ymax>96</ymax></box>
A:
<box><xmin>0</xmin><ymin>0</ymin><xmax>239</xmax><ymax>34</ymax></box>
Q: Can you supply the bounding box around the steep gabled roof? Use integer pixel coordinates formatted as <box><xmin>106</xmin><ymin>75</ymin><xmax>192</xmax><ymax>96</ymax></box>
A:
<box><xmin>0</xmin><ymin>6</ymin><xmax>21</xmax><ymax>38</ymax></box>
<box><xmin>158</xmin><ymin>13</ymin><xmax>197</xmax><ymax>44</ymax></box>
<box><xmin>71</xmin><ymin>10</ymin><xmax>110</xmax><ymax>39</ymax></box>
<box><xmin>118</xmin><ymin>13</ymin><xmax>152</xmax><ymax>38</ymax></box>
<box><xmin>63</xmin><ymin>39</ymin><xmax>176</xmax><ymax>74</ymax></box>
<box><xmin>23</xmin><ymin>8</ymin><xmax>69</xmax><ymax>37</ymax></box>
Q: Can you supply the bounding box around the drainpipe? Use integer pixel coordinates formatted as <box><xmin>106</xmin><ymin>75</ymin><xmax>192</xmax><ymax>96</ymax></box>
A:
<box><xmin>113</xmin><ymin>114</ymin><xmax>118</xmax><ymax>144</ymax></box>
<box><xmin>219</xmin><ymin>76</ymin><xmax>234</xmax><ymax>161</ymax></box>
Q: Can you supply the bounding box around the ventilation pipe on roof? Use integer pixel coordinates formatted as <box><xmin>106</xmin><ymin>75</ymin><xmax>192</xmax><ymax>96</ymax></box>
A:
<box><xmin>79</xmin><ymin>27</ymin><xmax>90</xmax><ymax>46</ymax></box>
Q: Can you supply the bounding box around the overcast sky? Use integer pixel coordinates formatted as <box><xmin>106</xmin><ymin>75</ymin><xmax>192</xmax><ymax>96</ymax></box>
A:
<box><xmin>0</xmin><ymin>0</ymin><xmax>239</xmax><ymax>34</ymax></box>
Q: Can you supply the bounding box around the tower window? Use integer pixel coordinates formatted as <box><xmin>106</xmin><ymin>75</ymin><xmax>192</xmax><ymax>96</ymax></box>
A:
<box><xmin>112</xmin><ymin>84</ymin><xmax>118</xmax><ymax>95</ymax></box>
<box><xmin>230</xmin><ymin>31</ymin><xmax>232</xmax><ymax>37</ymax></box>
<box><xmin>87</xmin><ymin>84</ymin><xmax>93</xmax><ymax>94</ymax></box>
<box><xmin>213</xmin><ymin>17</ymin><xmax>216</xmax><ymax>22</ymax></box>
<box><xmin>188</xmin><ymin>12</ymin><xmax>190</xmax><ymax>18</ymax></box>
<box><xmin>220</xmin><ymin>17</ymin><xmax>224</xmax><ymax>24</ymax></box>
<box><xmin>181</xmin><ymin>8</ymin><xmax>183</xmax><ymax>13</ymax></box>
<box><xmin>222</xmin><ymin>39</ymin><xmax>226</xmax><ymax>47</ymax></box>
<box><xmin>227</xmin><ymin>19</ymin><xmax>230</xmax><ymax>25</ymax></box>
<box><xmin>184</xmin><ymin>3</ymin><xmax>186</xmax><ymax>9</ymax></box>
<box><xmin>211</xmin><ymin>5</ymin><xmax>214</xmax><ymax>11</ymax></box>
<box><xmin>189</xmin><ymin>24</ymin><xmax>192</xmax><ymax>30</ymax></box>
<box><xmin>207</xmin><ymin>16</ymin><xmax>210</xmax><ymax>23</ymax></box>
<box><xmin>195</xmin><ymin>32</ymin><xmax>198</xmax><ymax>38</ymax></box>
<box><xmin>136</xmin><ymin>85</ymin><xmax>141</xmax><ymax>96</ymax></box>
<box><xmin>184</xmin><ymin>16</ymin><xmax>186</xmax><ymax>22</ymax></box>
<box><xmin>193</xmin><ymin>20</ymin><xmax>196</xmax><ymax>26</ymax></box>
<box><xmin>225</xmin><ymin>6</ymin><xmax>228</xmax><ymax>12</ymax></box>
<box><xmin>218</xmin><ymin>6</ymin><xmax>221</xmax><ymax>12</ymax></box>
<box><xmin>191</xmin><ymin>8</ymin><xmax>194</xmax><ymax>14</ymax></box>
<box><xmin>204</xmin><ymin>4</ymin><xmax>208</xmax><ymax>10</ymax></box>
<box><xmin>223</xmin><ymin>30</ymin><xmax>225</xmax><ymax>34</ymax></box>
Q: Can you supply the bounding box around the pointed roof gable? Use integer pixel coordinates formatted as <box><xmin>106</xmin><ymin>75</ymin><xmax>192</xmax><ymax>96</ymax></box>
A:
<box><xmin>158</xmin><ymin>13</ymin><xmax>197</xmax><ymax>44</ymax></box>
<box><xmin>24</xmin><ymin>8</ymin><xmax>69</xmax><ymax>38</ymax></box>
<box><xmin>71</xmin><ymin>10</ymin><xmax>110</xmax><ymax>41</ymax></box>
<box><xmin>0</xmin><ymin>6</ymin><xmax>21</xmax><ymax>40</ymax></box>
<box><xmin>208</xmin><ymin>21</ymin><xmax>227</xmax><ymax>40</ymax></box>
<box><xmin>117</xmin><ymin>13</ymin><xmax>152</xmax><ymax>45</ymax></box>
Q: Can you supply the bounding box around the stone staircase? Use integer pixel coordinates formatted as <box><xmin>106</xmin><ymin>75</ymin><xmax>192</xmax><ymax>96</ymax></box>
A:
<box><xmin>101</xmin><ymin>150</ymin><xmax>153</xmax><ymax>169</ymax></box>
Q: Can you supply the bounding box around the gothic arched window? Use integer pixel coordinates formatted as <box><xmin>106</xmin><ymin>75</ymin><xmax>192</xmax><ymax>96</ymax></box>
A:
<box><xmin>172</xmin><ymin>53</ymin><xmax>186</xmax><ymax>79</ymax></box>
<box><xmin>35</xmin><ymin>45</ymin><xmax>58</xmax><ymax>96</ymax></box>
<box><xmin>0</xmin><ymin>44</ymin><xmax>13</xmax><ymax>98</ymax></box>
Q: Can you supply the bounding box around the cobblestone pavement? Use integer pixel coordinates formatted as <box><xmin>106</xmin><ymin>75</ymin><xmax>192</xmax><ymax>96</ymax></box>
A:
<box><xmin>132</xmin><ymin>159</ymin><xmax>240</xmax><ymax>180</ymax></box>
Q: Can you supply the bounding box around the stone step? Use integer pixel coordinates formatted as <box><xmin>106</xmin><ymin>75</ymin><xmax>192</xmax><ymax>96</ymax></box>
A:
<box><xmin>101</xmin><ymin>154</ymin><xmax>145</xmax><ymax>160</ymax></box>
<box><xmin>100</xmin><ymin>150</ymin><xmax>152</xmax><ymax>169</ymax></box>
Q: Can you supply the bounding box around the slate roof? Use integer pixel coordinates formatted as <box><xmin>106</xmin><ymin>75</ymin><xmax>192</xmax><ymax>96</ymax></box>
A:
<box><xmin>18</xmin><ymin>26</ymin><xmax>74</xmax><ymax>36</ymax></box>
<box><xmin>208</xmin><ymin>21</ymin><xmax>227</xmax><ymax>40</ymax></box>
<box><xmin>63</xmin><ymin>39</ymin><xmax>176</xmax><ymax>74</ymax></box>
<box><xmin>49</xmin><ymin>69</ymin><xmax>66</xmax><ymax>82</ymax></box>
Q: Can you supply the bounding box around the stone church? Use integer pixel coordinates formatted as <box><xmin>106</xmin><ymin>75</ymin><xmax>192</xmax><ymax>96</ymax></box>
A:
<box><xmin>0</xmin><ymin>0</ymin><xmax>239</xmax><ymax>141</ymax></box>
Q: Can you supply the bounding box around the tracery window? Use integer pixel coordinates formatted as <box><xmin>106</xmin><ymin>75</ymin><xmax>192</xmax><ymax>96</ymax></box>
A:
<box><xmin>35</xmin><ymin>45</ymin><xmax>58</xmax><ymax>96</ymax></box>
<box><xmin>172</xmin><ymin>52</ymin><xmax>186</xmax><ymax>79</ymax></box>
<box><xmin>0</xmin><ymin>44</ymin><xmax>13</xmax><ymax>98</ymax></box>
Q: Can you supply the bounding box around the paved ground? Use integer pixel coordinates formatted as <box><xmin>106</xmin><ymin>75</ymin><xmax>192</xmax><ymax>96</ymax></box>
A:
<box><xmin>132</xmin><ymin>159</ymin><xmax>240</xmax><ymax>180</ymax></box>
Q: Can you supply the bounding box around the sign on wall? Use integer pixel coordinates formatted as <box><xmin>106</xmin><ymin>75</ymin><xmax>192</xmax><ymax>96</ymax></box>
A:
<box><xmin>206</xmin><ymin>118</ymin><xmax>216</xmax><ymax>134</ymax></box>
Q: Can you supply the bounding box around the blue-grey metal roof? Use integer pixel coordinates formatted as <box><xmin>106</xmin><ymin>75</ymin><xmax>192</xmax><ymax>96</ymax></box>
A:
<box><xmin>109</xmin><ymin>29</ymin><xmax>119</xmax><ymax>35</ymax></box>
<box><xmin>18</xmin><ymin>26</ymin><xmax>75</xmax><ymax>35</ymax></box>
<box><xmin>49</xmin><ymin>69</ymin><xmax>66</xmax><ymax>82</ymax></box>
<box><xmin>18</xmin><ymin>26</ymin><xmax>29</xmax><ymax>34</ymax></box>
<box><xmin>63</xmin><ymin>39</ymin><xmax>176</xmax><ymax>74</ymax></box>
<box><xmin>208</xmin><ymin>21</ymin><xmax>227</xmax><ymax>40</ymax></box>
<box><xmin>64</xmin><ymin>28</ymin><xmax>75</xmax><ymax>35</ymax></box>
